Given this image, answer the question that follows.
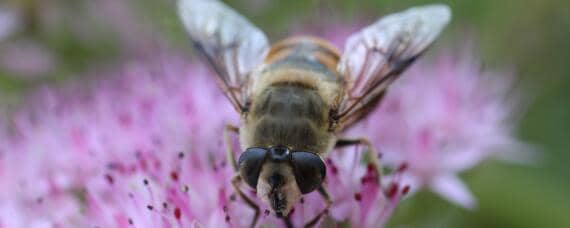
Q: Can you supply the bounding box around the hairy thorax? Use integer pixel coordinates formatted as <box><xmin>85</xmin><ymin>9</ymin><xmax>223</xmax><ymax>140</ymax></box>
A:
<box><xmin>243</xmin><ymin>82</ymin><xmax>334</xmax><ymax>154</ymax></box>
<box><xmin>240</xmin><ymin>68</ymin><xmax>341</xmax><ymax>155</ymax></box>
<box><xmin>239</xmin><ymin>37</ymin><xmax>343</xmax><ymax>155</ymax></box>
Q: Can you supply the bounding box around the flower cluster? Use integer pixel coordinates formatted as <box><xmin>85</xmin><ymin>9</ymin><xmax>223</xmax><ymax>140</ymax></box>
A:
<box><xmin>0</xmin><ymin>53</ymin><xmax>405</xmax><ymax>227</ymax></box>
<box><xmin>0</xmin><ymin>56</ymin><xmax>235</xmax><ymax>226</ymax></box>
<box><xmin>0</xmin><ymin>44</ymin><xmax>525</xmax><ymax>227</ymax></box>
<box><xmin>351</xmin><ymin>51</ymin><xmax>527</xmax><ymax>209</ymax></box>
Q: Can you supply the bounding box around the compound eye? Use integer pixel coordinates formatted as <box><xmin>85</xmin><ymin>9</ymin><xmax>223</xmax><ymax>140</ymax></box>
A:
<box><xmin>238</xmin><ymin>147</ymin><xmax>268</xmax><ymax>189</ymax></box>
<box><xmin>291</xmin><ymin>152</ymin><xmax>326</xmax><ymax>194</ymax></box>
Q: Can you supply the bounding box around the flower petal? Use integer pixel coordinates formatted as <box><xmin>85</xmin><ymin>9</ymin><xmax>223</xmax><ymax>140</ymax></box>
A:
<box><xmin>430</xmin><ymin>174</ymin><xmax>477</xmax><ymax>209</ymax></box>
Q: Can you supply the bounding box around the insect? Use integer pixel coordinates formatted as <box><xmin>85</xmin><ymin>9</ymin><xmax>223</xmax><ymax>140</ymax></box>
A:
<box><xmin>178</xmin><ymin>0</ymin><xmax>450</xmax><ymax>227</ymax></box>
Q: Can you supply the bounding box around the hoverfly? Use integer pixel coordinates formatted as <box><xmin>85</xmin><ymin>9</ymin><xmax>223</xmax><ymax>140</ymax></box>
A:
<box><xmin>178</xmin><ymin>0</ymin><xmax>450</xmax><ymax>227</ymax></box>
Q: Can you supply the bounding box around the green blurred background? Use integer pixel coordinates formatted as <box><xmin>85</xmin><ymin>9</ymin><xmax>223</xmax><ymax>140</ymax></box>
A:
<box><xmin>1</xmin><ymin>0</ymin><xmax>569</xmax><ymax>227</ymax></box>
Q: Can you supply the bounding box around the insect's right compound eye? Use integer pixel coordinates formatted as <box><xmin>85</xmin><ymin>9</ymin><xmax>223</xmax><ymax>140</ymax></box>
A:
<box><xmin>238</xmin><ymin>147</ymin><xmax>268</xmax><ymax>189</ymax></box>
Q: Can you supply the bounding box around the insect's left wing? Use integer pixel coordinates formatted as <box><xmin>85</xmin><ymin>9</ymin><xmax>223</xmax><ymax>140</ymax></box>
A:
<box><xmin>332</xmin><ymin>4</ymin><xmax>451</xmax><ymax>130</ymax></box>
<box><xmin>178</xmin><ymin>0</ymin><xmax>269</xmax><ymax>113</ymax></box>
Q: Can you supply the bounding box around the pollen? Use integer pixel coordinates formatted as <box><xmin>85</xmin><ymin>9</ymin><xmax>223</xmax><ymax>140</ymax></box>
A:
<box><xmin>181</xmin><ymin>185</ymin><xmax>189</xmax><ymax>193</ymax></box>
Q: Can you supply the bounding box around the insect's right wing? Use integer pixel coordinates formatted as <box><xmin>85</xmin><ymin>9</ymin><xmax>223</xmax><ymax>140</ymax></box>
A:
<box><xmin>332</xmin><ymin>4</ymin><xmax>451</xmax><ymax>130</ymax></box>
<box><xmin>178</xmin><ymin>0</ymin><xmax>269</xmax><ymax>113</ymax></box>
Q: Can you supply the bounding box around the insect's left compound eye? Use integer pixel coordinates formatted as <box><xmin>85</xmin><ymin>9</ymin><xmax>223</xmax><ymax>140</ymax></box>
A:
<box><xmin>291</xmin><ymin>152</ymin><xmax>326</xmax><ymax>194</ymax></box>
<box><xmin>238</xmin><ymin>147</ymin><xmax>268</xmax><ymax>189</ymax></box>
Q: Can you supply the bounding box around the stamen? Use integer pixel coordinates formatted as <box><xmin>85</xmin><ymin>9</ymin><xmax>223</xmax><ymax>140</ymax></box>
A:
<box><xmin>367</xmin><ymin>163</ymin><xmax>375</xmax><ymax>172</ymax></box>
<box><xmin>386</xmin><ymin>182</ymin><xmax>399</xmax><ymax>198</ymax></box>
<box><xmin>170</xmin><ymin>171</ymin><xmax>179</xmax><ymax>181</ymax></box>
<box><xmin>181</xmin><ymin>185</ymin><xmax>189</xmax><ymax>193</ymax></box>
<box><xmin>402</xmin><ymin>185</ymin><xmax>410</xmax><ymax>195</ymax></box>
<box><xmin>354</xmin><ymin>193</ymin><xmax>362</xmax><ymax>201</ymax></box>
<box><xmin>105</xmin><ymin>174</ymin><xmax>114</xmax><ymax>185</ymax></box>
<box><xmin>397</xmin><ymin>163</ymin><xmax>408</xmax><ymax>172</ymax></box>
<box><xmin>174</xmin><ymin>207</ymin><xmax>181</xmax><ymax>220</ymax></box>
<box><xmin>331</xmin><ymin>165</ymin><xmax>338</xmax><ymax>175</ymax></box>
<box><xmin>326</xmin><ymin>158</ymin><xmax>338</xmax><ymax>175</ymax></box>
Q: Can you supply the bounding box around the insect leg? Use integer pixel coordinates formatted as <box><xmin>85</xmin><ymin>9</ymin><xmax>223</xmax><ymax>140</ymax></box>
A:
<box><xmin>303</xmin><ymin>185</ymin><xmax>332</xmax><ymax>228</ymax></box>
<box><xmin>335</xmin><ymin>137</ymin><xmax>383</xmax><ymax>178</ymax></box>
<box><xmin>282</xmin><ymin>215</ymin><xmax>293</xmax><ymax>228</ymax></box>
<box><xmin>231</xmin><ymin>175</ymin><xmax>260</xmax><ymax>228</ymax></box>
<box><xmin>224</xmin><ymin>124</ymin><xmax>240</xmax><ymax>171</ymax></box>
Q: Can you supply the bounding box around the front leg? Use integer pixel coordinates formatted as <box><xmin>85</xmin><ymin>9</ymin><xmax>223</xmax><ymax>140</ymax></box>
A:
<box><xmin>304</xmin><ymin>185</ymin><xmax>332</xmax><ymax>228</ymax></box>
<box><xmin>224</xmin><ymin>124</ymin><xmax>240</xmax><ymax>171</ymax></box>
<box><xmin>335</xmin><ymin>137</ymin><xmax>383</xmax><ymax>178</ymax></box>
<box><xmin>231</xmin><ymin>175</ymin><xmax>260</xmax><ymax>228</ymax></box>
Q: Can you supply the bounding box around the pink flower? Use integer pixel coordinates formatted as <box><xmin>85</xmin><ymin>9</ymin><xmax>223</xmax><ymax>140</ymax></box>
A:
<box><xmin>0</xmin><ymin>53</ymin><xmax>408</xmax><ymax>227</ymax></box>
<box><xmin>0</xmin><ymin>23</ymin><xmax>527</xmax><ymax>226</ymax></box>
<box><xmin>0</xmin><ymin>56</ymin><xmax>236</xmax><ymax>226</ymax></box>
<box><xmin>351</xmin><ymin>50</ymin><xmax>528</xmax><ymax>209</ymax></box>
<box><xmin>294</xmin><ymin>20</ymin><xmax>528</xmax><ymax>209</ymax></box>
<box><xmin>321</xmin><ymin>150</ymin><xmax>408</xmax><ymax>227</ymax></box>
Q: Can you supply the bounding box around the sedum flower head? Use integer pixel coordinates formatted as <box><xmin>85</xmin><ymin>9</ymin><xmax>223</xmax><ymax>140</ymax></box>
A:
<box><xmin>0</xmin><ymin>55</ymin><xmax>404</xmax><ymax>227</ymax></box>
<box><xmin>352</xmin><ymin>50</ymin><xmax>528</xmax><ymax>209</ymax></box>
<box><xmin>0</xmin><ymin>46</ymin><xmax>526</xmax><ymax>226</ymax></box>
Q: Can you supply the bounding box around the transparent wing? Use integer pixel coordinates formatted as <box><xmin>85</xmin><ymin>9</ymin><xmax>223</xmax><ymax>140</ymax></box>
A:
<box><xmin>333</xmin><ymin>4</ymin><xmax>451</xmax><ymax>130</ymax></box>
<box><xmin>178</xmin><ymin>0</ymin><xmax>269</xmax><ymax>113</ymax></box>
